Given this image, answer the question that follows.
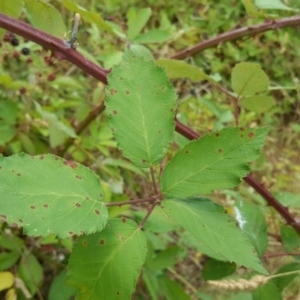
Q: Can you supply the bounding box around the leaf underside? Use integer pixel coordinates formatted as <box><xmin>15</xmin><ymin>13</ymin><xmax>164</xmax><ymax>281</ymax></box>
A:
<box><xmin>0</xmin><ymin>153</ymin><xmax>108</xmax><ymax>238</ymax></box>
<box><xmin>106</xmin><ymin>50</ymin><xmax>177</xmax><ymax>168</ymax></box>
<box><xmin>160</xmin><ymin>127</ymin><xmax>269</xmax><ymax>198</ymax></box>
<box><xmin>67</xmin><ymin>218</ymin><xmax>147</xmax><ymax>300</ymax></box>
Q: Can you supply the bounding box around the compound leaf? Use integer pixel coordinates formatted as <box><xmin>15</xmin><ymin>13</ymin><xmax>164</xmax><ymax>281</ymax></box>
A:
<box><xmin>161</xmin><ymin>127</ymin><xmax>268</xmax><ymax>198</ymax></box>
<box><xmin>67</xmin><ymin>218</ymin><xmax>147</xmax><ymax>300</ymax></box>
<box><xmin>106</xmin><ymin>50</ymin><xmax>176</xmax><ymax>168</ymax></box>
<box><xmin>0</xmin><ymin>153</ymin><xmax>108</xmax><ymax>238</ymax></box>
<box><xmin>162</xmin><ymin>198</ymin><xmax>268</xmax><ymax>274</ymax></box>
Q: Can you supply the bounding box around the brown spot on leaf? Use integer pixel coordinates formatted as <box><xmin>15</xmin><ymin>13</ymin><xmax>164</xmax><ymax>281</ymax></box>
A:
<box><xmin>100</xmin><ymin>194</ymin><xmax>103</xmax><ymax>198</ymax></box>
<box><xmin>142</xmin><ymin>159</ymin><xmax>146</xmax><ymax>164</ymax></box>
<box><xmin>30</xmin><ymin>205</ymin><xmax>36</xmax><ymax>209</ymax></box>
<box><xmin>215</xmin><ymin>133</ymin><xmax>220</xmax><ymax>137</ymax></box>
<box><xmin>248</xmin><ymin>132</ymin><xmax>254</xmax><ymax>138</ymax></box>
<box><xmin>122</xmin><ymin>217</ymin><xmax>126</xmax><ymax>223</ymax></box>
<box><xmin>125</xmin><ymin>90</ymin><xmax>130</xmax><ymax>94</ymax></box>
<box><xmin>82</xmin><ymin>240</ymin><xmax>87</xmax><ymax>246</ymax></box>
<box><xmin>95</xmin><ymin>210</ymin><xmax>100</xmax><ymax>215</ymax></box>
<box><xmin>158</xmin><ymin>130</ymin><xmax>161</xmax><ymax>133</ymax></box>
<box><xmin>110</xmin><ymin>88</ymin><xmax>118</xmax><ymax>95</ymax></box>
<box><xmin>64</xmin><ymin>160</ymin><xmax>77</xmax><ymax>169</ymax></box>
<box><xmin>39</xmin><ymin>155</ymin><xmax>44</xmax><ymax>160</ymax></box>
<box><xmin>218</xmin><ymin>148</ymin><xmax>223</xmax><ymax>153</ymax></box>
<box><xmin>11</xmin><ymin>223</ymin><xmax>18</xmax><ymax>228</ymax></box>
<box><xmin>19</xmin><ymin>219</ymin><xmax>23</xmax><ymax>223</ymax></box>
<box><xmin>43</xmin><ymin>204</ymin><xmax>49</xmax><ymax>208</ymax></box>
<box><xmin>11</xmin><ymin>170</ymin><xmax>14</xmax><ymax>172</ymax></box>
<box><xmin>113</xmin><ymin>110</ymin><xmax>118</xmax><ymax>115</ymax></box>
<box><xmin>75</xmin><ymin>175</ymin><xmax>82</xmax><ymax>180</ymax></box>
<box><xmin>240</xmin><ymin>127</ymin><xmax>245</xmax><ymax>131</ymax></box>
<box><xmin>100</xmin><ymin>239</ymin><xmax>105</xmax><ymax>245</ymax></box>
<box><xmin>17</xmin><ymin>173</ymin><xmax>21</xmax><ymax>176</ymax></box>
<box><xmin>55</xmin><ymin>157</ymin><xmax>59</xmax><ymax>160</ymax></box>
<box><xmin>0</xmin><ymin>166</ymin><xmax>2</xmax><ymax>170</ymax></box>
<box><xmin>240</xmin><ymin>135</ymin><xmax>244</xmax><ymax>138</ymax></box>
<box><xmin>69</xmin><ymin>231</ymin><xmax>74</xmax><ymax>236</ymax></box>
<box><xmin>117</xmin><ymin>292</ymin><xmax>120</xmax><ymax>295</ymax></box>
<box><xmin>75</xmin><ymin>203</ymin><xmax>81</xmax><ymax>208</ymax></box>
<box><xmin>0</xmin><ymin>215</ymin><xmax>7</xmax><ymax>219</ymax></box>
<box><xmin>85</xmin><ymin>197</ymin><xmax>89</xmax><ymax>200</ymax></box>
<box><xmin>185</xmin><ymin>150</ymin><xmax>189</xmax><ymax>154</ymax></box>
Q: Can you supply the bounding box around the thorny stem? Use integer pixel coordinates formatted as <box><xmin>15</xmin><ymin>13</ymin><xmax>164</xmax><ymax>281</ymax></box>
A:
<box><xmin>105</xmin><ymin>196</ymin><xmax>156</xmax><ymax>207</ymax></box>
<box><xmin>1</xmin><ymin>13</ymin><xmax>300</xmax><ymax>234</ymax></box>
<box><xmin>138</xmin><ymin>202</ymin><xmax>158</xmax><ymax>229</ymax></box>
<box><xmin>170</xmin><ymin>16</ymin><xmax>300</xmax><ymax>59</ymax></box>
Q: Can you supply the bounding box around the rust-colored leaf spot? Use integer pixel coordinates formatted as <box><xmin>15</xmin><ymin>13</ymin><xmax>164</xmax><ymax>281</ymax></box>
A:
<box><xmin>125</xmin><ymin>90</ymin><xmax>130</xmax><ymax>94</ymax></box>
<box><xmin>39</xmin><ymin>155</ymin><xmax>44</xmax><ymax>160</ymax></box>
<box><xmin>43</xmin><ymin>204</ymin><xmax>49</xmax><ymax>208</ymax></box>
<box><xmin>142</xmin><ymin>159</ymin><xmax>146</xmax><ymax>164</ymax></box>
<box><xmin>17</xmin><ymin>173</ymin><xmax>21</xmax><ymax>176</ymax></box>
<box><xmin>113</xmin><ymin>110</ymin><xmax>118</xmax><ymax>115</ymax></box>
<box><xmin>110</xmin><ymin>88</ymin><xmax>118</xmax><ymax>95</ymax></box>
<box><xmin>240</xmin><ymin>127</ymin><xmax>245</xmax><ymax>131</ymax></box>
<box><xmin>100</xmin><ymin>239</ymin><xmax>105</xmax><ymax>245</ymax></box>
<box><xmin>75</xmin><ymin>175</ymin><xmax>82</xmax><ymax>180</ymax></box>
<box><xmin>248</xmin><ymin>132</ymin><xmax>254</xmax><ymax>138</ymax></box>
<box><xmin>215</xmin><ymin>133</ymin><xmax>220</xmax><ymax>137</ymax></box>
<box><xmin>95</xmin><ymin>210</ymin><xmax>100</xmax><ymax>215</ymax></box>
<box><xmin>85</xmin><ymin>197</ymin><xmax>89</xmax><ymax>200</ymax></box>
<box><xmin>82</xmin><ymin>240</ymin><xmax>87</xmax><ymax>246</ymax></box>
<box><xmin>185</xmin><ymin>150</ymin><xmax>189</xmax><ymax>154</ymax></box>
<box><xmin>64</xmin><ymin>160</ymin><xmax>77</xmax><ymax>169</ymax></box>
<box><xmin>0</xmin><ymin>215</ymin><xmax>7</xmax><ymax>219</ymax></box>
<box><xmin>218</xmin><ymin>148</ymin><xmax>223</xmax><ymax>153</ymax></box>
<box><xmin>30</xmin><ymin>205</ymin><xmax>36</xmax><ymax>209</ymax></box>
<box><xmin>75</xmin><ymin>203</ymin><xmax>81</xmax><ymax>208</ymax></box>
<box><xmin>122</xmin><ymin>217</ymin><xmax>126</xmax><ymax>223</ymax></box>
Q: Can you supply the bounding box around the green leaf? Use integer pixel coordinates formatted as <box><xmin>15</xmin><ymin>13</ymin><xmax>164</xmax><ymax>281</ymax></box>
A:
<box><xmin>202</xmin><ymin>258</ymin><xmax>236</xmax><ymax>280</ymax></box>
<box><xmin>133</xmin><ymin>29</ymin><xmax>171</xmax><ymax>44</ymax></box>
<box><xmin>275</xmin><ymin>192</ymin><xmax>300</xmax><ymax>207</ymax></box>
<box><xmin>280</xmin><ymin>225</ymin><xmax>300</xmax><ymax>252</ymax></box>
<box><xmin>129</xmin><ymin>44</ymin><xmax>153</xmax><ymax>60</ymax></box>
<box><xmin>0</xmin><ymin>123</ymin><xmax>16</xmax><ymax>146</ymax></box>
<box><xmin>67</xmin><ymin>218</ymin><xmax>147</xmax><ymax>300</ymax></box>
<box><xmin>255</xmin><ymin>0</ymin><xmax>298</xmax><ymax>11</ymax></box>
<box><xmin>272</xmin><ymin>263</ymin><xmax>300</xmax><ymax>292</ymax></box>
<box><xmin>18</xmin><ymin>252</ymin><xmax>43</xmax><ymax>295</ymax></box>
<box><xmin>240</xmin><ymin>95</ymin><xmax>275</xmax><ymax>113</ymax></box>
<box><xmin>0</xmin><ymin>251</ymin><xmax>20</xmax><ymax>271</ymax></box>
<box><xmin>24</xmin><ymin>0</ymin><xmax>66</xmax><ymax>38</ymax></box>
<box><xmin>159</xmin><ymin>275</ymin><xmax>191</xmax><ymax>300</ymax></box>
<box><xmin>143</xmin><ymin>270</ymin><xmax>159</xmax><ymax>300</ymax></box>
<box><xmin>252</xmin><ymin>281</ymin><xmax>281</xmax><ymax>300</ymax></box>
<box><xmin>162</xmin><ymin>198</ymin><xmax>268</xmax><ymax>274</ymax></box>
<box><xmin>234</xmin><ymin>199</ymin><xmax>268</xmax><ymax>255</ymax></box>
<box><xmin>49</xmin><ymin>270</ymin><xmax>77</xmax><ymax>300</ymax></box>
<box><xmin>231</xmin><ymin>62</ymin><xmax>269</xmax><ymax>96</ymax></box>
<box><xmin>0</xmin><ymin>153</ymin><xmax>108</xmax><ymax>238</ymax></box>
<box><xmin>106</xmin><ymin>50</ymin><xmax>176</xmax><ymax>168</ymax></box>
<box><xmin>127</xmin><ymin>8</ymin><xmax>152</xmax><ymax>40</ymax></box>
<box><xmin>157</xmin><ymin>59</ymin><xmax>215</xmax><ymax>83</ymax></box>
<box><xmin>161</xmin><ymin>127</ymin><xmax>268</xmax><ymax>198</ymax></box>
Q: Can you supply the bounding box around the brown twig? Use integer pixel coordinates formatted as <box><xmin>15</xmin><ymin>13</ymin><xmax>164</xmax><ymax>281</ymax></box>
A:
<box><xmin>171</xmin><ymin>16</ymin><xmax>300</xmax><ymax>60</ymax></box>
<box><xmin>138</xmin><ymin>202</ymin><xmax>158</xmax><ymax>229</ymax></box>
<box><xmin>105</xmin><ymin>196</ymin><xmax>156</xmax><ymax>207</ymax></box>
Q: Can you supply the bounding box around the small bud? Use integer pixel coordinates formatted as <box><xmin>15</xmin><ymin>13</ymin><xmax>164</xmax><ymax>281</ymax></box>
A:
<box><xmin>47</xmin><ymin>73</ymin><xmax>56</xmax><ymax>81</ymax></box>
<box><xmin>10</xmin><ymin>37</ymin><xmax>19</xmax><ymax>46</ymax></box>
<box><xmin>21</xmin><ymin>47</ymin><xmax>30</xmax><ymax>56</ymax></box>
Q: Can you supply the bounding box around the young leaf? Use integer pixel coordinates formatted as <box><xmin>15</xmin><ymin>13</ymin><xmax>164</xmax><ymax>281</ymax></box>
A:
<box><xmin>231</xmin><ymin>62</ymin><xmax>269</xmax><ymax>96</ymax></box>
<box><xmin>67</xmin><ymin>218</ymin><xmax>147</xmax><ymax>300</ymax></box>
<box><xmin>161</xmin><ymin>127</ymin><xmax>268</xmax><ymax>198</ymax></box>
<box><xmin>133</xmin><ymin>29</ymin><xmax>171</xmax><ymax>44</ymax></box>
<box><xmin>127</xmin><ymin>8</ymin><xmax>152</xmax><ymax>40</ymax></box>
<box><xmin>255</xmin><ymin>0</ymin><xmax>298</xmax><ymax>11</ymax></box>
<box><xmin>106</xmin><ymin>50</ymin><xmax>177</xmax><ymax>168</ymax></box>
<box><xmin>162</xmin><ymin>198</ymin><xmax>268</xmax><ymax>274</ymax></box>
<box><xmin>0</xmin><ymin>153</ymin><xmax>108</xmax><ymax>238</ymax></box>
<box><xmin>157</xmin><ymin>58</ymin><xmax>215</xmax><ymax>83</ymax></box>
<box><xmin>24</xmin><ymin>0</ymin><xmax>66</xmax><ymax>38</ymax></box>
<box><xmin>240</xmin><ymin>95</ymin><xmax>275</xmax><ymax>113</ymax></box>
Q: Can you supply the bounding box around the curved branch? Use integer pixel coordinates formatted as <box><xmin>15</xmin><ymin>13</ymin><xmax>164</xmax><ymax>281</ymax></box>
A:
<box><xmin>1</xmin><ymin>13</ymin><xmax>299</xmax><ymax>234</ymax></box>
<box><xmin>171</xmin><ymin>16</ymin><xmax>300</xmax><ymax>60</ymax></box>
<box><xmin>0</xmin><ymin>13</ymin><xmax>109</xmax><ymax>83</ymax></box>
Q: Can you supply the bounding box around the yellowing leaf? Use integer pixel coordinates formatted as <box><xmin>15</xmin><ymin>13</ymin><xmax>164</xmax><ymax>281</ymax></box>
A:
<box><xmin>0</xmin><ymin>271</ymin><xmax>14</xmax><ymax>291</ymax></box>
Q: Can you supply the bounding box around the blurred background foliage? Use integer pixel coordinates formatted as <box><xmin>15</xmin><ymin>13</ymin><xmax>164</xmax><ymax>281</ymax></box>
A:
<box><xmin>0</xmin><ymin>0</ymin><xmax>300</xmax><ymax>299</ymax></box>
